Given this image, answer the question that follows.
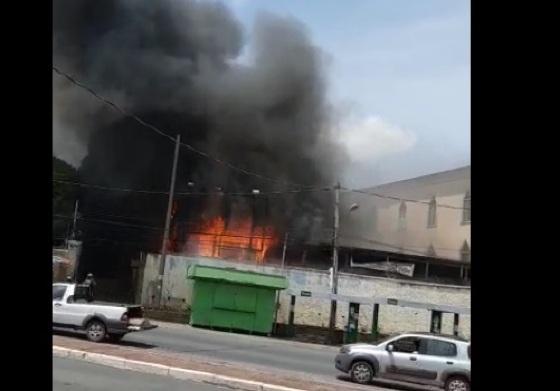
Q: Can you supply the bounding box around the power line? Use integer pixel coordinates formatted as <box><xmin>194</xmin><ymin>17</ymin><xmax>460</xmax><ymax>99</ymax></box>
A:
<box><xmin>78</xmin><ymin>211</ymin><xmax>162</xmax><ymax>225</ymax></box>
<box><xmin>53</xmin><ymin>66</ymin><xmax>307</xmax><ymax>187</ymax></box>
<box><xmin>54</xmin><ymin>214</ymin><xmax>163</xmax><ymax>231</ymax></box>
<box><xmin>343</xmin><ymin>187</ymin><xmax>469</xmax><ymax>211</ymax></box>
<box><xmin>175</xmin><ymin>187</ymin><xmax>332</xmax><ymax>197</ymax></box>
<box><xmin>54</xmin><ymin>178</ymin><xmax>468</xmax><ymax>211</ymax></box>
<box><xmin>52</xmin><ymin>178</ymin><xmax>330</xmax><ymax>197</ymax></box>
<box><xmin>53</xmin><ymin>179</ymin><xmax>168</xmax><ymax>195</ymax></box>
<box><xmin>54</xmin><ymin>214</ymin><xmax>277</xmax><ymax>240</ymax></box>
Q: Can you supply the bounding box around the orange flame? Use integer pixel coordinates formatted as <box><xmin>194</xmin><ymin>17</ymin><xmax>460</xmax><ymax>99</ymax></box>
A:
<box><xmin>183</xmin><ymin>216</ymin><xmax>278</xmax><ymax>263</ymax></box>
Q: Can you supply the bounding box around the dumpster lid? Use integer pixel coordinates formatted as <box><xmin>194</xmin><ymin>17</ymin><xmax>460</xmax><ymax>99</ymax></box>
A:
<box><xmin>187</xmin><ymin>265</ymin><xmax>288</xmax><ymax>290</ymax></box>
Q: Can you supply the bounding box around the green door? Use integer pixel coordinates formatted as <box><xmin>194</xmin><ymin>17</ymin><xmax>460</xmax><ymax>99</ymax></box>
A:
<box><xmin>211</xmin><ymin>284</ymin><xmax>257</xmax><ymax>331</ymax></box>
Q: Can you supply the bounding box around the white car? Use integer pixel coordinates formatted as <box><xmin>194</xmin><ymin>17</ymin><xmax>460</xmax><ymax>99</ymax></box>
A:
<box><xmin>53</xmin><ymin>283</ymin><xmax>157</xmax><ymax>342</ymax></box>
<box><xmin>335</xmin><ymin>332</ymin><xmax>470</xmax><ymax>391</ymax></box>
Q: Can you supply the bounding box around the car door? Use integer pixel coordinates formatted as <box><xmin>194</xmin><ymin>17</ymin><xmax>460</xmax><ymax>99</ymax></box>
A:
<box><xmin>384</xmin><ymin>337</ymin><xmax>423</xmax><ymax>380</ymax></box>
<box><xmin>416</xmin><ymin>338</ymin><xmax>459</xmax><ymax>386</ymax></box>
<box><xmin>62</xmin><ymin>294</ymin><xmax>91</xmax><ymax>327</ymax></box>
<box><xmin>52</xmin><ymin>285</ymin><xmax>68</xmax><ymax>325</ymax></box>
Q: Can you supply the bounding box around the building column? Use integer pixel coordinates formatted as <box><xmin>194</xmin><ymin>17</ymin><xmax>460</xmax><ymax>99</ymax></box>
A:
<box><xmin>430</xmin><ymin>310</ymin><xmax>442</xmax><ymax>334</ymax></box>
<box><xmin>453</xmin><ymin>313</ymin><xmax>460</xmax><ymax>336</ymax></box>
<box><xmin>288</xmin><ymin>294</ymin><xmax>296</xmax><ymax>337</ymax></box>
<box><xmin>371</xmin><ymin>303</ymin><xmax>380</xmax><ymax>341</ymax></box>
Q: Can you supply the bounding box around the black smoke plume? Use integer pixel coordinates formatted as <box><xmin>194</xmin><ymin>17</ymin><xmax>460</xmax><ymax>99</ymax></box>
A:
<box><xmin>53</xmin><ymin>0</ymin><xmax>345</xmax><ymax>294</ymax></box>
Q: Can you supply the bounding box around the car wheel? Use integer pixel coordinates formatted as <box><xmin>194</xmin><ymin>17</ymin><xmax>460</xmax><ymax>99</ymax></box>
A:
<box><xmin>445</xmin><ymin>376</ymin><xmax>470</xmax><ymax>391</ymax></box>
<box><xmin>85</xmin><ymin>320</ymin><xmax>107</xmax><ymax>342</ymax></box>
<box><xmin>350</xmin><ymin>361</ymin><xmax>374</xmax><ymax>384</ymax></box>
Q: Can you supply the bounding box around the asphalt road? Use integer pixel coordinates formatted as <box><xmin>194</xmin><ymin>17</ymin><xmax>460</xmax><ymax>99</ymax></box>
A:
<box><xmin>123</xmin><ymin>323</ymin><xmax>340</xmax><ymax>377</ymax></box>
<box><xmin>120</xmin><ymin>324</ymin><xmax>434</xmax><ymax>391</ymax></box>
<box><xmin>54</xmin><ymin>324</ymin><xmax>434</xmax><ymax>391</ymax></box>
<box><xmin>53</xmin><ymin>356</ymin><xmax>226</xmax><ymax>391</ymax></box>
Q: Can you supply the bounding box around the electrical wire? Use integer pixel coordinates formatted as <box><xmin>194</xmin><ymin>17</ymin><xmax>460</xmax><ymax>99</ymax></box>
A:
<box><xmin>53</xmin><ymin>214</ymin><xmax>163</xmax><ymax>231</ymax></box>
<box><xmin>54</xmin><ymin>214</ymin><xmax>276</xmax><ymax>240</ymax></box>
<box><xmin>53</xmin><ymin>179</ymin><xmax>169</xmax><ymax>195</ymax></box>
<box><xmin>342</xmin><ymin>187</ymin><xmax>470</xmax><ymax>211</ymax></box>
<box><xmin>52</xmin><ymin>178</ymin><xmax>331</xmax><ymax>197</ymax></box>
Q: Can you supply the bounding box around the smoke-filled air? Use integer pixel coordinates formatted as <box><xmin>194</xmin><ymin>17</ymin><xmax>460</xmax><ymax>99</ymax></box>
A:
<box><xmin>53</xmin><ymin>0</ymin><xmax>347</xmax><ymax>275</ymax></box>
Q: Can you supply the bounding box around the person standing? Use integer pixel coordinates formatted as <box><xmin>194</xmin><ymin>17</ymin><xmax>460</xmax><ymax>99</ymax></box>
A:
<box><xmin>82</xmin><ymin>273</ymin><xmax>96</xmax><ymax>301</ymax></box>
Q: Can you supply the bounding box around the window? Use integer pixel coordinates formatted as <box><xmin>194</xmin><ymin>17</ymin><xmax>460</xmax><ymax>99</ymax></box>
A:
<box><xmin>53</xmin><ymin>285</ymin><xmax>67</xmax><ymax>301</ymax></box>
<box><xmin>427</xmin><ymin>196</ymin><xmax>437</xmax><ymax>228</ymax></box>
<box><xmin>392</xmin><ymin>337</ymin><xmax>421</xmax><ymax>353</ymax></box>
<box><xmin>462</xmin><ymin>191</ymin><xmax>471</xmax><ymax>224</ymax></box>
<box><xmin>461</xmin><ymin>241</ymin><xmax>471</xmax><ymax>263</ymax></box>
<box><xmin>398</xmin><ymin>201</ymin><xmax>407</xmax><ymax>230</ymax></box>
<box><xmin>420</xmin><ymin>339</ymin><xmax>457</xmax><ymax>357</ymax></box>
<box><xmin>468</xmin><ymin>344</ymin><xmax>471</xmax><ymax>359</ymax></box>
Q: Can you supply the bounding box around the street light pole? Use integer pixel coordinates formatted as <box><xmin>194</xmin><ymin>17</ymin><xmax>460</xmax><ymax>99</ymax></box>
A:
<box><xmin>328</xmin><ymin>182</ymin><xmax>340</xmax><ymax>342</ymax></box>
<box><xmin>157</xmin><ymin>134</ymin><xmax>181</xmax><ymax>307</ymax></box>
<box><xmin>71</xmin><ymin>200</ymin><xmax>80</xmax><ymax>281</ymax></box>
<box><xmin>281</xmin><ymin>232</ymin><xmax>288</xmax><ymax>269</ymax></box>
<box><xmin>71</xmin><ymin>200</ymin><xmax>79</xmax><ymax>240</ymax></box>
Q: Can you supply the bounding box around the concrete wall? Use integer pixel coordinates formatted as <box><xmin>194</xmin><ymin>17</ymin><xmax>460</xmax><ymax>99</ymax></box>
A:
<box><xmin>141</xmin><ymin>254</ymin><xmax>470</xmax><ymax>338</ymax></box>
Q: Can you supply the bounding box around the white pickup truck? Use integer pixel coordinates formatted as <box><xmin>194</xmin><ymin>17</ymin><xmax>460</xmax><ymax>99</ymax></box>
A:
<box><xmin>53</xmin><ymin>283</ymin><xmax>157</xmax><ymax>342</ymax></box>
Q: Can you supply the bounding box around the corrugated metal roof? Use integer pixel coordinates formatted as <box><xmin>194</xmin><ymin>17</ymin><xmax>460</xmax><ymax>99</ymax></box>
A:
<box><xmin>187</xmin><ymin>265</ymin><xmax>288</xmax><ymax>290</ymax></box>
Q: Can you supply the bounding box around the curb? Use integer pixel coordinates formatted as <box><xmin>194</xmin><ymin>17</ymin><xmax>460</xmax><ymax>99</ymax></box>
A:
<box><xmin>53</xmin><ymin>346</ymin><xmax>306</xmax><ymax>391</ymax></box>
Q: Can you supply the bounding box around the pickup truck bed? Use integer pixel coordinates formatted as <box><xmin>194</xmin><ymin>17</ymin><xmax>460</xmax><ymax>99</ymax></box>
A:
<box><xmin>53</xmin><ymin>283</ymin><xmax>157</xmax><ymax>342</ymax></box>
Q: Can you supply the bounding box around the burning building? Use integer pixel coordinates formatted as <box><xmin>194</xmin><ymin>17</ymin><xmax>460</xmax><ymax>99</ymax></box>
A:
<box><xmin>53</xmin><ymin>1</ymin><xmax>345</xmax><ymax>300</ymax></box>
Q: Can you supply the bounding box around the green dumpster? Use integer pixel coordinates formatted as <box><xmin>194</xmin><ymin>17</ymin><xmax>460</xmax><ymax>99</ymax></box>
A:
<box><xmin>187</xmin><ymin>265</ymin><xmax>288</xmax><ymax>334</ymax></box>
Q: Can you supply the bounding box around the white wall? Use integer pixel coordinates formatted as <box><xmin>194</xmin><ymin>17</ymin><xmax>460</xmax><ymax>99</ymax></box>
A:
<box><xmin>339</xmin><ymin>167</ymin><xmax>471</xmax><ymax>262</ymax></box>
<box><xmin>141</xmin><ymin>254</ymin><xmax>470</xmax><ymax>338</ymax></box>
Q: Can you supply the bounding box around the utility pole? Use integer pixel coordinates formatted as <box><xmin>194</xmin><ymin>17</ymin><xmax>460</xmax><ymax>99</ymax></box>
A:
<box><xmin>157</xmin><ymin>134</ymin><xmax>181</xmax><ymax>307</ymax></box>
<box><xmin>71</xmin><ymin>200</ymin><xmax>80</xmax><ymax>281</ymax></box>
<box><xmin>328</xmin><ymin>182</ymin><xmax>340</xmax><ymax>342</ymax></box>
<box><xmin>273</xmin><ymin>232</ymin><xmax>289</xmax><ymax>335</ymax></box>
<box><xmin>281</xmin><ymin>232</ymin><xmax>288</xmax><ymax>269</ymax></box>
<box><xmin>71</xmin><ymin>200</ymin><xmax>79</xmax><ymax>240</ymax></box>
